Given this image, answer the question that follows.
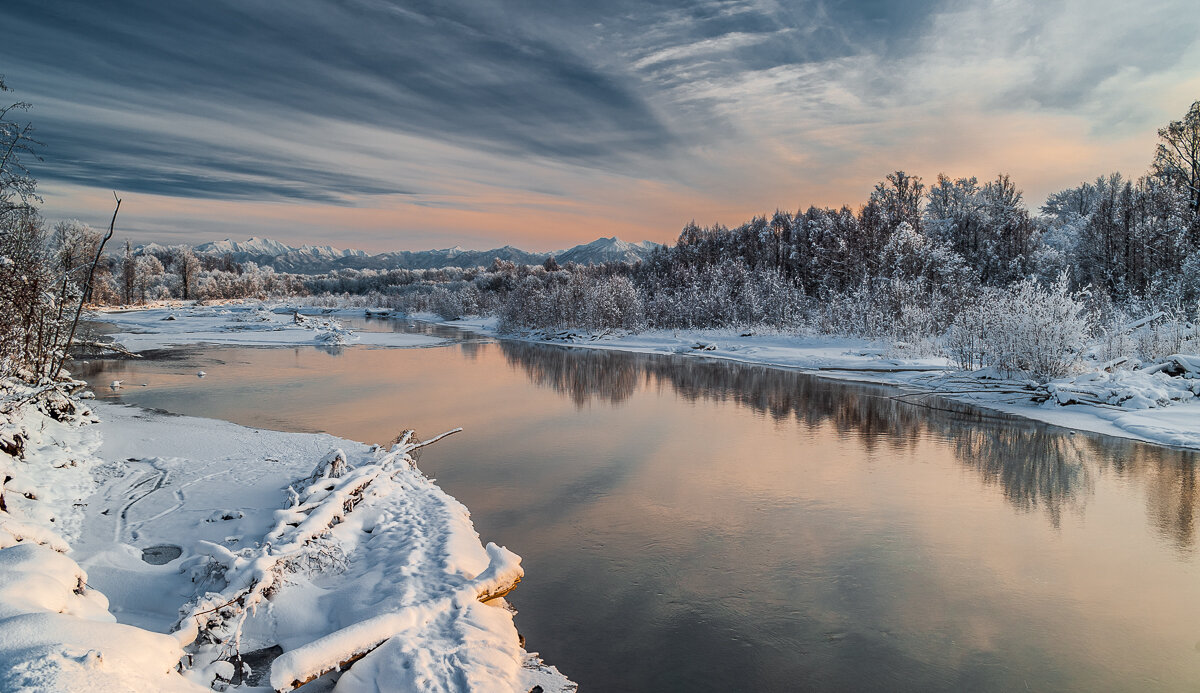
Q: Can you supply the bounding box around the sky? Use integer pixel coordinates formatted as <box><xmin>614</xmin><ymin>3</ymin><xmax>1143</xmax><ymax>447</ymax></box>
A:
<box><xmin>5</xmin><ymin>0</ymin><xmax>1200</xmax><ymax>252</ymax></box>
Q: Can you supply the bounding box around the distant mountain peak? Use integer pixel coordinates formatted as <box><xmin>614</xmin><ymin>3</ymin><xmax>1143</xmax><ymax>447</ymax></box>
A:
<box><xmin>174</xmin><ymin>235</ymin><xmax>660</xmax><ymax>274</ymax></box>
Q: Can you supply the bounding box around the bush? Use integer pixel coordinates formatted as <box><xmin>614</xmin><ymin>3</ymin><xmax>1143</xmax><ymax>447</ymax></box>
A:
<box><xmin>945</xmin><ymin>274</ymin><xmax>1090</xmax><ymax>380</ymax></box>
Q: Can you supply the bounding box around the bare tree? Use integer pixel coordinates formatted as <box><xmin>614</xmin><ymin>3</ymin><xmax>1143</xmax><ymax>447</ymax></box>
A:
<box><xmin>54</xmin><ymin>195</ymin><xmax>120</xmax><ymax>378</ymax></box>
<box><xmin>1153</xmin><ymin>99</ymin><xmax>1200</xmax><ymax>213</ymax></box>
<box><xmin>121</xmin><ymin>239</ymin><xmax>136</xmax><ymax>304</ymax></box>
<box><xmin>174</xmin><ymin>246</ymin><xmax>201</xmax><ymax>300</ymax></box>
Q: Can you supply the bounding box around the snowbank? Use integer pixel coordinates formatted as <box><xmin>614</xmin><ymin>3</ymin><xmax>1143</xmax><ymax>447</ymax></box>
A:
<box><xmin>0</xmin><ymin>543</ymin><xmax>203</xmax><ymax>693</ymax></box>
<box><xmin>0</xmin><ymin>381</ymin><xmax>572</xmax><ymax>692</ymax></box>
<box><xmin>0</xmin><ymin>381</ymin><xmax>206</xmax><ymax>692</ymax></box>
<box><xmin>93</xmin><ymin>302</ymin><xmax>446</xmax><ymax>351</ymax></box>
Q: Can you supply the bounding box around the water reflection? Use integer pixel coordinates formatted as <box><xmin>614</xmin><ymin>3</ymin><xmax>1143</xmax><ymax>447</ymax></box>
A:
<box><xmin>1137</xmin><ymin>449</ymin><xmax>1200</xmax><ymax>552</ymax></box>
<box><xmin>499</xmin><ymin>340</ymin><xmax>1200</xmax><ymax>540</ymax></box>
<box><xmin>950</xmin><ymin>429</ymin><xmax>1091</xmax><ymax>528</ymax></box>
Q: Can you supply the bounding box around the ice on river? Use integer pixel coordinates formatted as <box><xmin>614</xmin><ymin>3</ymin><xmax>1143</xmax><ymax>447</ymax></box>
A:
<box><xmin>93</xmin><ymin>302</ymin><xmax>446</xmax><ymax>351</ymax></box>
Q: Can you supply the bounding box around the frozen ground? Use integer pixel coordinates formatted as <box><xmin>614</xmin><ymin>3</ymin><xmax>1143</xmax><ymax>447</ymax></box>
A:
<box><xmin>0</xmin><ymin>382</ymin><xmax>572</xmax><ymax>692</ymax></box>
<box><xmin>94</xmin><ymin>302</ymin><xmax>445</xmax><ymax>351</ymax></box>
<box><xmin>429</xmin><ymin>315</ymin><xmax>1200</xmax><ymax>452</ymax></box>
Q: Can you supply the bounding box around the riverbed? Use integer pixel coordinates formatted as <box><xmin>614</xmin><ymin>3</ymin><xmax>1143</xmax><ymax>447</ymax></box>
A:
<box><xmin>78</xmin><ymin>319</ymin><xmax>1200</xmax><ymax>692</ymax></box>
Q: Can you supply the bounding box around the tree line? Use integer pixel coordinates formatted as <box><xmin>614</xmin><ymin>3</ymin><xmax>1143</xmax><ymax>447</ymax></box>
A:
<box><xmin>2</xmin><ymin>68</ymin><xmax>1197</xmax><ymax>383</ymax></box>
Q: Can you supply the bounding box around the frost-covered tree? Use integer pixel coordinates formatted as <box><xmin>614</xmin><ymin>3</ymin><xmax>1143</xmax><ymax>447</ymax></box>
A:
<box><xmin>135</xmin><ymin>254</ymin><xmax>165</xmax><ymax>303</ymax></box>
<box><xmin>0</xmin><ymin>77</ymin><xmax>41</xmax><ymax>225</ymax></box>
<box><xmin>52</xmin><ymin>220</ymin><xmax>104</xmax><ymax>291</ymax></box>
<box><xmin>924</xmin><ymin>173</ymin><xmax>1038</xmax><ymax>285</ymax></box>
<box><xmin>1153</xmin><ymin>99</ymin><xmax>1200</xmax><ymax>213</ymax></box>
<box><xmin>869</xmin><ymin>171</ymin><xmax>925</xmax><ymax>232</ymax></box>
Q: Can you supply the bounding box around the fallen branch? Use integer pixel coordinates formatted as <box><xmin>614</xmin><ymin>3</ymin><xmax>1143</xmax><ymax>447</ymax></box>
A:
<box><xmin>73</xmin><ymin>339</ymin><xmax>142</xmax><ymax>358</ymax></box>
<box><xmin>814</xmin><ymin>365</ymin><xmax>951</xmax><ymax>373</ymax></box>
<box><xmin>407</xmin><ymin>427</ymin><xmax>462</xmax><ymax>452</ymax></box>
<box><xmin>1120</xmin><ymin>311</ymin><xmax>1166</xmax><ymax>334</ymax></box>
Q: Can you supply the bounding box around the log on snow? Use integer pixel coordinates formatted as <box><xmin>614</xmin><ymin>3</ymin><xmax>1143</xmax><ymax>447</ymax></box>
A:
<box><xmin>272</xmin><ymin>543</ymin><xmax>522</xmax><ymax>692</ymax></box>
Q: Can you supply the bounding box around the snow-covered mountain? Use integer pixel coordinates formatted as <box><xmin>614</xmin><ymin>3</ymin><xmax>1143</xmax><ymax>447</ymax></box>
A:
<box><xmin>154</xmin><ymin>236</ymin><xmax>661</xmax><ymax>273</ymax></box>
<box><xmin>193</xmin><ymin>236</ymin><xmax>369</xmax><ymax>270</ymax></box>
<box><xmin>194</xmin><ymin>236</ymin><xmax>295</xmax><ymax>257</ymax></box>
<box><xmin>553</xmin><ymin>237</ymin><xmax>661</xmax><ymax>265</ymax></box>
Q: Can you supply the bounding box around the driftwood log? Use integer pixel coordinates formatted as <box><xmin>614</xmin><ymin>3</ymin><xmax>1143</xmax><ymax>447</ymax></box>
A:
<box><xmin>174</xmin><ymin>428</ymin><xmax>500</xmax><ymax>693</ymax></box>
<box><xmin>277</xmin><ymin>573</ymin><xmax>522</xmax><ymax>692</ymax></box>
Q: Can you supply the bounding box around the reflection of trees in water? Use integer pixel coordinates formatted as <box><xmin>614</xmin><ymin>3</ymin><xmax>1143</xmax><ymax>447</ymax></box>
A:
<box><xmin>1121</xmin><ymin>446</ymin><xmax>1199</xmax><ymax>552</ymax></box>
<box><xmin>950</xmin><ymin>428</ymin><xmax>1093</xmax><ymax>528</ymax></box>
<box><xmin>498</xmin><ymin>339</ymin><xmax>1200</xmax><ymax>546</ymax></box>
<box><xmin>458</xmin><ymin>340</ymin><xmax>483</xmax><ymax>361</ymax></box>
<box><xmin>498</xmin><ymin>342</ymin><xmax>644</xmax><ymax>407</ymax></box>
<box><xmin>500</xmin><ymin>341</ymin><xmax>965</xmax><ymax>453</ymax></box>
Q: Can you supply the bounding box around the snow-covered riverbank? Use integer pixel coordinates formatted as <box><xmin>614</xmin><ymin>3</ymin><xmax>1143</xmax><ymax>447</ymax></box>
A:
<box><xmin>427</xmin><ymin>315</ymin><xmax>1200</xmax><ymax>451</ymax></box>
<box><xmin>91</xmin><ymin>302</ymin><xmax>1200</xmax><ymax>451</ymax></box>
<box><xmin>0</xmin><ymin>381</ymin><xmax>573</xmax><ymax>691</ymax></box>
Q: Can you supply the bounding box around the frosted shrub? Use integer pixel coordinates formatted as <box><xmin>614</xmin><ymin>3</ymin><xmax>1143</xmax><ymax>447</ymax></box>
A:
<box><xmin>812</xmin><ymin>278</ymin><xmax>951</xmax><ymax>355</ymax></box>
<box><xmin>943</xmin><ymin>297</ymin><xmax>991</xmax><ymax>371</ymax></box>
<box><xmin>1136</xmin><ymin>315</ymin><xmax>1199</xmax><ymax>362</ymax></box>
<box><xmin>945</xmin><ymin>275</ymin><xmax>1090</xmax><ymax>380</ymax></box>
<box><xmin>1094</xmin><ymin>323</ymin><xmax>1136</xmax><ymax>365</ymax></box>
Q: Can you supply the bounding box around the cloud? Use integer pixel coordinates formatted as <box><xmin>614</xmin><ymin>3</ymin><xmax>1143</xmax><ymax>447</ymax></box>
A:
<box><xmin>5</xmin><ymin>0</ymin><xmax>1200</xmax><ymax>249</ymax></box>
<box><xmin>6</xmin><ymin>0</ymin><xmax>676</xmax><ymax>198</ymax></box>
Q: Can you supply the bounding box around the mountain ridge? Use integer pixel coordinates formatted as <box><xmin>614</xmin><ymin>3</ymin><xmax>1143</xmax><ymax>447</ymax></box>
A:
<box><xmin>139</xmin><ymin>235</ymin><xmax>662</xmax><ymax>273</ymax></box>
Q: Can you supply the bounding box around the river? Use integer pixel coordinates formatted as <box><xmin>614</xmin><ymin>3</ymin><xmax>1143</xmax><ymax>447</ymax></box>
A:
<box><xmin>78</xmin><ymin>319</ymin><xmax>1200</xmax><ymax>692</ymax></box>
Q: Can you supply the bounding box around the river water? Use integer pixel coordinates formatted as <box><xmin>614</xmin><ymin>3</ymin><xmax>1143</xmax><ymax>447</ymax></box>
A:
<box><xmin>78</xmin><ymin>319</ymin><xmax>1200</xmax><ymax>692</ymax></box>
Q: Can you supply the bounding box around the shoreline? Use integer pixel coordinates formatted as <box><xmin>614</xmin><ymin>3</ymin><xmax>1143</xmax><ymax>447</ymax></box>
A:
<box><xmin>88</xmin><ymin>300</ymin><xmax>1200</xmax><ymax>452</ymax></box>
<box><xmin>422</xmin><ymin>314</ymin><xmax>1200</xmax><ymax>452</ymax></box>
<box><xmin>1</xmin><ymin>375</ymin><xmax>574</xmax><ymax>691</ymax></box>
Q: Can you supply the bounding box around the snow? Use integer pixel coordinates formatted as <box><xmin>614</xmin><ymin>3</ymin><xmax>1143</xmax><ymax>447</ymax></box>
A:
<box><xmin>0</xmin><ymin>382</ymin><xmax>573</xmax><ymax>692</ymax></box>
<box><xmin>435</xmin><ymin>317</ymin><xmax>1200</xmax><ymax>451</ymax></box>
<box><xmin>93</xmin><ymin>302</ymin><xmax>446</xmax><ymax>351</ymax></box>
